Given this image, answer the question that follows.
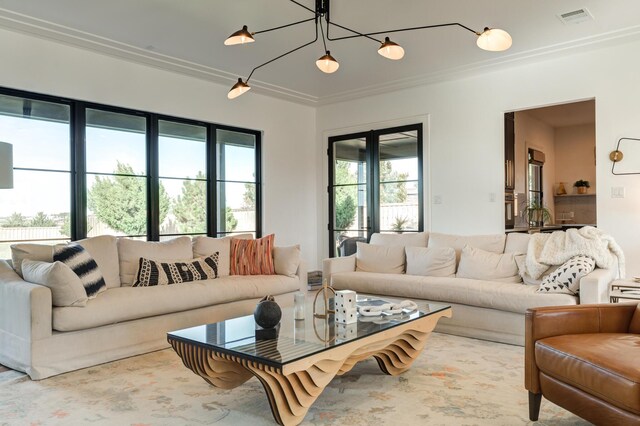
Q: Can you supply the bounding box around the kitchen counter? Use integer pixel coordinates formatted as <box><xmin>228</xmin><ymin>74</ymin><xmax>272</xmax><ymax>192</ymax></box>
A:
<box><xmin>506</xmin><ymin>224</ymin><xmax>596</xmax><ymax>233</ymax></box>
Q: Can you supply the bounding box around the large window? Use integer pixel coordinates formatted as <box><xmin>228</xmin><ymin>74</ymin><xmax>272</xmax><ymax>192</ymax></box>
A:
<box><xmin>0</xmin><ymin>87</ymin><xmax>262</xmax><ymax>255</ymax></box>
<box><xmin>328</xmin><ymin>124</ymin><xmax>423</xmax><ymax>257</ymax></box>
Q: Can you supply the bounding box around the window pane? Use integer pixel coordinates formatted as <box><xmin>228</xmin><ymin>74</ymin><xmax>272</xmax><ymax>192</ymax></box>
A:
<box><xmin>333</xmin><ymin>138</ymin><xmax>366</xmax><ymax>185</ymax></box>
<box><xmin>86</xmin><ymin>109</ymin><xmax>146</xmax><ymax>175</ymax></box>
<box><xmin>217</xmin><ymin>129</ymin><xmax>256</xmax><ymax>182</ymax></box>
<box><xmin>159</xmin><ymin>120</ymin><xmax>206</xmax><ymax>179</ymax></box>
<box><xmin>86</xmin><ymin>174</ymin><xmax>147</xmax><ymax>237</ymax></box>
<box><xmin>0</xmin><ymin>95</ymin><xmax>70</xmax><ymax>171</ymax></box>
<box><xmin>333</xmin><ymin>185</ymin><xmax>367</xmax><ymax>231</ymax></box>
<box><xmin>217</xmin><ymin>182</ymin><xmax>255</xmax><ymax>233</ymax></box>
<box><xmin>0</xmin><ymin>170</ymin><xmax>71</xmax><ymax>245</ymax></box>
<box><xmin>161</xmin><ymin>178</ymin><xmax>207</xmax><ymax>235</ymax></box>
<box><xmin>379</xmin><ymin>182</ymin><xmax>419</xmax><ymax>232</ymax></box>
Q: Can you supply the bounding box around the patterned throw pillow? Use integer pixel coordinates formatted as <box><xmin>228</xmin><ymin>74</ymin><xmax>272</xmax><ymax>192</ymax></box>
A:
<box><xmin>230</xmin><ymin>234</ymin><xmax>275</xmax><ymax>275</ymax></box>
<box><xmin>54</xmin><ymin>243</ymin><xmax>107</xmax><ymax>299</ymax></box>
<box><xmin>537</xmin><ymin>256</ymin><xmax>596</xmax><ymax>295</ymax></box>
<box><xmin>132</xmin><ymin>253</ymin><xmax>220</xmax><ymax>287</ymax></box>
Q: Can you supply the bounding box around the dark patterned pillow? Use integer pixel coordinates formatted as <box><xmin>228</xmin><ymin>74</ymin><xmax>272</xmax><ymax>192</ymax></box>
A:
<box><xmin>54</xmin><ymin>243</ymin><xmax>107</xmax><ymax>299</ymax></box>
<box><xmin>133</xmin><ymin>252</ymin><xmax>219</xmax><ymax>287</ymax></box>
<box><xmin>537</xmin><ymin>256</ymin><xmax>596</xmax><ymax>295</ymax></box>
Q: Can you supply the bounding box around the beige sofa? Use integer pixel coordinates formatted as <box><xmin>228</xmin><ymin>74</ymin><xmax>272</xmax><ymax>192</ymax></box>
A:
<box><xmin>0</xmin><ymin>235</ymin><xmax>306</xmax><ymax>380</ymax></box>
<box><xmin>324</xmin><ymin>232</ymin><xmax>617</xmax><ymax>346</ymax></box>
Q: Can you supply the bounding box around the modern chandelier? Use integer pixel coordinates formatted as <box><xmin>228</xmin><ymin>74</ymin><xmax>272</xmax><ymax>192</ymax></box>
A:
<box><xmin>226</xmin><ymin>0</ymin><xmax>512</xmax><ymax>99</ymax></box>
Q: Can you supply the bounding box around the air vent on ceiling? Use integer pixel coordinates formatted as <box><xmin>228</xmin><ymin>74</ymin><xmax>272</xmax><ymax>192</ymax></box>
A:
<box><xmin>557</xmin><ymin>8</ymin><xmax>594</xmax><ymax>25</ymax></box>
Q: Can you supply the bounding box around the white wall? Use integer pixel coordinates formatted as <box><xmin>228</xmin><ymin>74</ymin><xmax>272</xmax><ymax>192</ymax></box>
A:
<box><xmin>317</xmin><ymin>38</ymin><xmax>640</xmax><ymax>277</ymax></box>
<box><xmin>0</xmin><ymin>28</ymin><xmax>319</xmax><ymax>267</ymax></box>
<box><xmin>555</xmin><ymin>124</ymin><xmax>597</xmax><ymax>193</ymax></box>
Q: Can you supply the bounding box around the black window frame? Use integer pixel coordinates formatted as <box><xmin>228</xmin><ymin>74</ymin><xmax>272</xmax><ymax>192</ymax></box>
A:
<box><xmin>328</xmin><ymin>123</ymin><xmax>424</xmax><ymax>257</ymax></box>
<box><xmin>0</xmin><ymin>86</ymin><xmax>262</xmax><ymax>244</ymax></box>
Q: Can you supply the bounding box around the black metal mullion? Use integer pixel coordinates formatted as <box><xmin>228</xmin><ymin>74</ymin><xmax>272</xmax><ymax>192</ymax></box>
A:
<box><xmin>368</xmin><ymin>130</ymin><xmax>379</xmax><ymax>237</ymax></box>
<box><xmin>327</xmin><ymin>139</ymin><xmax>336</xmax><ymax>257</ymax></box>
<box><xmin>72</xmin><ymin>102</ymin><xmax>87</xmax><ymax>240</ymax></box>
<box><xmin>416</xmin><ymin>124</ymin><xmax>424</xmax><ymax>232</ymax></box>
<box><xmin>254</xmin><ymin>130</ymin><xmax>262</xmax><ymax>238</ymax></box>
<box><xmin>147</xmin><ymin>115</ymin><xmax>159</xmax><ymax>241</ymax></box>
<box><xmin>207</xmin><ymin>124</ymin><xmax>217</xmax><ymax>237</ymax></box>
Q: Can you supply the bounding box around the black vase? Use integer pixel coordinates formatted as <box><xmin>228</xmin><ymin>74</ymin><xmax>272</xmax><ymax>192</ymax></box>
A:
<box><xmin>254</xmin><ymin>295</ymin><xmax>282</xmax><ymax>329</ymax></box>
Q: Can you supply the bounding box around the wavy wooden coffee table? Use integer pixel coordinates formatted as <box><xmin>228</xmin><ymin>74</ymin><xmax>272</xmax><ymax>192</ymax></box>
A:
<box><xmin>167</xmin><ymin>297</ymin><xmax>451</xmax><ymax>425</ymax></box>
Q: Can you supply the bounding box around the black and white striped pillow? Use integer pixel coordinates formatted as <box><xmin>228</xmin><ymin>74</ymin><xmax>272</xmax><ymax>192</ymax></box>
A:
<box><xmin>53</xmin><ymin>243</ymin><xmax>107</xmax><ymax>299</ymax></box>
<box><xmin>132</xmin><ymin>252</ymin><xmax>219</xmax><ymax>287</ymax></box>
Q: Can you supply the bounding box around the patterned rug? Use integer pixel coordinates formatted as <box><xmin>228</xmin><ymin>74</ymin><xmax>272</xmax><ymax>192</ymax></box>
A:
<box><xmin>0</xmin><ymin>333</ymin><xmax>588</xmax><ymax>425</ymax></box>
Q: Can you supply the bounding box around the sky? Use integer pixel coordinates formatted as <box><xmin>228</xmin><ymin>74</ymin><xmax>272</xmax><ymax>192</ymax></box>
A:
<box><xmin>0</xmin><ymin>114</ymin><xmax>255</xmax><ymax>218</ymax></box>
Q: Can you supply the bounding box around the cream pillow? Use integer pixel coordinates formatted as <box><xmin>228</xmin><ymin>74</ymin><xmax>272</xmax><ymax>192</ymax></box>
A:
<box><xmin>369</xmin><ymin>232</ymin><xmax>428</xmax><ymax>248</ymax></box>
<box><xmin>76</xmin><ymin>235</ymin><xmax>120</xmax><ymax>289</ymax></box>
<box><xmin>10</xmin><ymin>243</ymin><xmax>54</xmax><ymax>277</ymax></box>
<box><xmin>117</xmin><ymin>237</ymin><xmax>193</xmax><ymax>286</ymax></box>
<box><xmin>273</xmin><ymin>245</ymin><xmax>301</xmax><ymax>278</ymax></box>
<box><xmin>405</xmin><ymin>246</ymin><xmax>456</xmax><ymax>277</ymax></box>
<box><xmin>192</xmin><ymin>234</ymin><xmax>253</xmax><ymax>277</ymax></box>
<box><xmin>428</xmin><ymin>232</ymin><xmax>506</xmax><ymax>266</ymax></box>
<box><xmin>456</xmin><ymin>245</ymin><xmax>521</xmax><ymax>283</ymax></box>
<box><xmin>355</xmin><ymin>242</ymin><xmax>405</xmax><ymax>274</ymax></box>
<box><xmin>21</xmin><ymin>260</ymin><xmax>88</xmax><ymax>307</ymax></box>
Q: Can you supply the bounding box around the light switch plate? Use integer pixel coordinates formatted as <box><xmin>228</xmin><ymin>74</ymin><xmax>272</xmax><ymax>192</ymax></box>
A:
<box><xmin>433</xmin><ymin>195</ymin><xmax>442</xmax><ymax>204</ymax></box>
<box><xmin>611</xmin><ymin>187</ymin><xmax>625</xmax><ymax>198</ymax></box>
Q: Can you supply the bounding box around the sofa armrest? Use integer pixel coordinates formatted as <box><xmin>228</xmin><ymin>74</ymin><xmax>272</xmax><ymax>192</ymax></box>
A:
<box><xmin>579</xmin><ymin>264</ymin><xmax>618</xmax><ymax>304</ymax></box>
<box><xmin>525</xmin><ymin>303</ymin><xmax>637</xmax><ymax>393</ymax></box>
<box><xmin>0</xmin><ymin>260</ymin><xmax>52</xmax><ymax>341</ymax></box>
<box><xmin>322</xmin><ymin>255</ymin><xmax>356</xmax><ymax>284</ymax></box>
<box><xmin>296</xmin><ymin>260</ymin><xmax>308</xmax><ymax>292</ymax></box>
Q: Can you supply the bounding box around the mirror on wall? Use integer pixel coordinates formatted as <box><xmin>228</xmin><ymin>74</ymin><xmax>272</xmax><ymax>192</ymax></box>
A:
<box><xmin>504</xmin><ymin>100</ymin><xmax>596</xmax><ymax>231</ymax></box>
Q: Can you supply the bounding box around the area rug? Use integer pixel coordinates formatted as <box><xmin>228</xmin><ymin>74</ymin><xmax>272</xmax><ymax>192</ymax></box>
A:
<box><xmin>0</xmin><ymin>333</ymin><xmax>588</xmax><ymax>425</ymax></box>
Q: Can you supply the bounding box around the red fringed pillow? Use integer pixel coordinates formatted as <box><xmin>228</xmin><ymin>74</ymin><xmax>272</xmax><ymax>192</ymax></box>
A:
<box><xmin>230</xmin><ymin>234</ymin><xmax>275</xmax><ymax>275</ymax></box>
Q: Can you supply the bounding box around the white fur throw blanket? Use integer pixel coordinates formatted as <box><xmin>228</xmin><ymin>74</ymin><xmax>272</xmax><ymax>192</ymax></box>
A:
<box><xmin>525</xmin><ymin>226</ymin><xmax>625</xmax><ymax>279</ymax></box>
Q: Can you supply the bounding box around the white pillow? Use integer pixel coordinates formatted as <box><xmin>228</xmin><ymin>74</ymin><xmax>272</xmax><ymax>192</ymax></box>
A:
<box><xmin>54</xmin><ymin>243</ymin><xmax>107</xmax><ymax>299</ymax></box>
<box><xmin>10</xmin><ymin>243</ymin><xmax>54</xmax><ymax>277</ymax></box>
<box><xmin>537</xmin><ymin>256</ymin><xmax>596</xmax><ymax>295</ymax></box>
<box><xmin>456</xmin><ymin>245</ymin><xmax>521</xmax><ymax>283</ymax></box>
<box><xmin>428</xmin><ymin>232</ymin><xmax>506</xmax><ymax>266</ymax></box>
<box><xmin>405</xmin><ymin>246</ymin><xmax>456</xmax><ymax>277</ymax></box>
<box><xmin>273</xmin><ymin>245</ymin><xmax>301</xmax><ymax>278</ymax></box>
<box><xmin>192</xmin><ymin>234</ymin><xmax>253</xmax><ymax>277</ymax></box>
<box><xmin>22</xmin><ymin>260</ymin><xmax>88</xmax><ymax>307</ymax></box>
<box><xmin>117</xmin><ymin>237</ymin><xmax>192</xmax><ymax>286</ymax></box>
<box><xmin>355</xmin><ymin>242</ymin><xmax>405</xmax><ymax>274</ymax></box>
<box><xmin>76</xmin><ymin>235</ymin><xmax>120</xmax><ymax>289</ymax></box>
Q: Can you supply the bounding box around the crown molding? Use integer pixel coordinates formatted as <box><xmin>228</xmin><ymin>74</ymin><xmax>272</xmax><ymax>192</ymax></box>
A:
<box><xmin>0</xmin><ymin>8</ymin><xmax>320</xmax><ymax>105</ymax></box>
<box><xmin>1</xmin><ymin>8</ymin><xmax>639</xmax><ymax>107</ymax></box>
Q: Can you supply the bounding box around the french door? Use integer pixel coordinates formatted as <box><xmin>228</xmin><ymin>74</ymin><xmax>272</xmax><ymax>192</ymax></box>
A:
<box><xmin>328</xmin><ymin>124</ymin><xmax>423</xmax><ymax>257</ymax></box>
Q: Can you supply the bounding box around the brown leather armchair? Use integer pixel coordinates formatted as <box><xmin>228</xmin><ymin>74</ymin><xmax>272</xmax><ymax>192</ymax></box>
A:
<box><xmin>526</xmin><ymin>303</ymin><xmax>640</xmax><ymax>425</ymax></box>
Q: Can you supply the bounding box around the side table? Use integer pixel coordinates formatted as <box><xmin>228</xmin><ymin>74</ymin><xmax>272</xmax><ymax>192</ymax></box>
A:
<box><xmin>609</xmin><ymin>279</ymin><xmax>640</xmax><ymax>303</ymax></box>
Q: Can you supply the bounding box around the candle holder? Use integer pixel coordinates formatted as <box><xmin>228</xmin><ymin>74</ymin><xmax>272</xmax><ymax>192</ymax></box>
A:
<box><xmin>313</xmin><ymin>279</ymin><xmax>336</xmax><ymax>319</ymax></box>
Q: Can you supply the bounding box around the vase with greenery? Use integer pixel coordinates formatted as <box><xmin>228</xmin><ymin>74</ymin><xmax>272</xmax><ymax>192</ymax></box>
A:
<box><xmin>574</xmin><ymin>179</ymin><xmax>590</xmax><ymax>194</ymax></box>
<box><xmin>522</xmin><ymin>201</ymin><xmax>552</xmax><ymax>228</ymax></box>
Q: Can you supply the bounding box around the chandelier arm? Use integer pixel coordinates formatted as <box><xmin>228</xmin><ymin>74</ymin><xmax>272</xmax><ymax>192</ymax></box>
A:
<box><xmin>252</xmin><ymin>17</ymin><xmax>317</xmax><ymax>36</ymax></box>
<box><xmin>327</xmin><ymin>22</ymin><xmax>480</xmax><ymax>42</ymax></box>
<box><xmin>326</xmin><ymin>19</ymin><xmax>382</xmax><ymax>44</ymax></box>
<box><xmin>288</xmin><ymin>0</ymin><xmax>317</xmax><ymax>15</ymax></box>
<box><xmin>246</xmin><ymin>25</ymin><xmax>319</xmax><ymax>82</ymax></box>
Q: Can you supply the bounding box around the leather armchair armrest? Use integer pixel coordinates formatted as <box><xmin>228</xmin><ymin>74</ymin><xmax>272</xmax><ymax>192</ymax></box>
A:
<box><xmin>525</xmin><ymin>303</ymin><xmax>638</xmax><ymax>393</ymax></box>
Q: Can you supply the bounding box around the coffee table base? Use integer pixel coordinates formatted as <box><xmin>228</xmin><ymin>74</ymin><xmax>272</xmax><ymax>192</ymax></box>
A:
<box><xmin>169</xmin><ymin>308</ymin><xmax>451</xmax><ymax>425</ymax></box>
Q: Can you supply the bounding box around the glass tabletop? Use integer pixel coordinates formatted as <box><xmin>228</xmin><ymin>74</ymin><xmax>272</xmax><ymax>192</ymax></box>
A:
<box><xmin>167</xmin><ymin>295</ymin><xmax>450</xmax><ymax>368</ymax></box>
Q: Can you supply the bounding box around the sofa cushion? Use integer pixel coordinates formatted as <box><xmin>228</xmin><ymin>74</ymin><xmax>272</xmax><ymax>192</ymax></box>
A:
<box><xmin>537</xmin><ymin>256</ymin><xmax>596</xmax><ymax>295</ymax></box>
<box><xmin>536</xmin><ymin>333</ymin><xmax>640</xmax><ymax>414</ymax></box>
<box><xmin>192</xmin><ymin>234</ymin><xmax>253</xmax><ymax>277</ymax></box>
<box><xmin>273</xmin><ymin>245</ymin><xmax>301</xmax><ymax>278</ymax></box>
<box><xmin>118</xmin><ymin>237</ymin><xmax>192</xmax><ymax>286</ymax></box>
<box><xmin>356</xmin><ymin>242</ymin><xmax>405</xmax><ymax>274</ymax></box>
<box><xmin>22</xmin><ymin>260</ymin><xmax>88</xmax><ymax>307</ymax></box>
<box><xmin>428</xmin><ymin>232</ymin><xmax>506</xmax><ymax>266</ymax></box>
<box><xmin>456</xmin><ymin>245</ymin><xmax>520</xmax><ymax>283</ymax></box>
<box><xmin>132</xmin><ymin>253</ymin><xmax>219</xmax><ymax>286</ymax></box>
<box><xmin>405</xmin><ymin>246</ymin><xmax>455</xmax><ymax>277</ymax></box>
<box><xmin>504</xmin><ymin>232</ymin><xmax>530</xmax><ymax>254</ymax></box>
<box><xmin>54</xmin><ymin>243</ymin><xmax>107</xmax><ymax>298</ymax></box>
<box><xmin>331</xmin><ymin>271</ymin><xmax>577</xmax><ymax>314</ymax></box>
<box><xmin>10</xmin><ymin>243</ymin><xmax>54</xmax><ymax>277</ymax></box>
<box><xmin>230</xmin><ymin>234</ymin><xmax>275</xmax><ymax>275</ymax></box>
<box><xmin>76</xmin><ymin>235</ymin><xmax>120</xmax><ymax>289</ymax></box>
<box><xmin>52</xmin><ymin>274</ymin><xmax>300</xmax><ymax>332</ymax></box>
<box><xmin>369</xmin><ymin>232</ymin><xmax>428</xmax><ymax>247</ymax></box>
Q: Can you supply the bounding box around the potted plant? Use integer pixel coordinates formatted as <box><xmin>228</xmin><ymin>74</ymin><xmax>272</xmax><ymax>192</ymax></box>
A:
<box><xmin>522</xmin><ymin>201</ymin><xmax>552</xmax><ymax>228</ymax></box>
<box><xmin>574</xmin><ymin>179</ymin><xmax>590</xmax><ymax>194</ymax></box>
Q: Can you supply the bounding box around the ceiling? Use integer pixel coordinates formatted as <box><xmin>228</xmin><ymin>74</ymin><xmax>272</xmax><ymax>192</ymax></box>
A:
<box><xmin>521</xmin><ymin>100</ymin><xmax>595</xmax><ymax>128</ymax></box>
<box><xmin>0</xmin><ymin>1</ymin><xmax>639</xmax><ymax>104</ymax></box>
